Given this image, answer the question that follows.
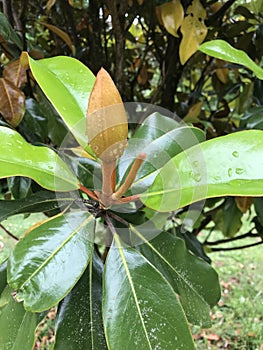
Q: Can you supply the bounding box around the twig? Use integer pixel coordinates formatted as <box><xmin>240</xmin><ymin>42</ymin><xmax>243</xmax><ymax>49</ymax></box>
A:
<box><xmin>209</xmin><ymin>240</ymin><xmax>263</xmax><ymax>252</ymax></box>
<box><xmin>205</xmin><ymin>230</ymin><xmax>259</xmax><ymax>246</ymax></box>
<box><xmin>0</xmin><ymin>223</ymin><xmax>19</xmax><ymax>241</ymax></box>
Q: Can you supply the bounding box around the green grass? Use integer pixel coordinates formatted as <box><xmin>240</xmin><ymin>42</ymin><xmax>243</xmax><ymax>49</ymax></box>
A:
<box><xmin>193</xmin><ymin>242</ymin><xmax>263</xmax><ymax>350</ymax></box>
<box><xmin>1</xmin><ymin>214</ymin><xmax>263</xmax><ymax>349</ymax></box>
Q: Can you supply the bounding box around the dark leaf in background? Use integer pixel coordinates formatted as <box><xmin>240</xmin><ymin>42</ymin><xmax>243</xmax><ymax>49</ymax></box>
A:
<box><xmin>0</xmin><ymin>190</ymin><xmax>75</xmax><ymax>222</ymax></box>
<box><xmin>8</xmin><ymin>176</ymin><xmax>32</xmax><ymax>199</ymax></box>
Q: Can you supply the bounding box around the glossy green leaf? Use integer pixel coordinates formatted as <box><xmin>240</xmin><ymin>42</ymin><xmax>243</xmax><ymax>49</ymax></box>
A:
<box><xmin>143</xmin><ymin>130</ymin><xmax>263</xmax><ymax>211</ymax></box>
<box><xmin>23</xmin><ymin>53</ymin><xmax>95</xmax><ymax>148</ymax></box>
<box><xmin>135</xmin><ymin>230</ymin><xmax>220</xmax><ymax>326</ymax></box>
<box><xmin>118</xmin><ymin>113</ymin><xmax>205</xmax><ymax>194</ymax></box>
<box><xmin>55</xmin><ymin>253</ymin><xmax>107</xmax><ymax>350</ymax></box>
<box><xmin>0</xmin><ymin>191</ymin><xmax>75</xmax><ymax>222</ymax></box>
<box><xmin>8</xmin><ymin>177</ymin><xmax>32</xmax><ymax>199</ymax></box>
<box><xmin>0</xmin><ymin>286</ymin><xmax>44</xmax><ymax>350</ymax></box>
<box><xmin>8</xmin><ymin>211</ymin><xmax>94</xmax><ymax>311</ymax></box>
<box><xmin>199</xmin><ymin>40</ymin><xmax>263</xmax><ymax>80</ymax></box>
<box><xmin>0</xmin><ymin>126</ymin><xmax>79</xmax><ymax>191</ymax></box>
<box><xmin>103</xmin><ymin>234</ymin><xmax>195</xmax><ymax>350</ymax></box>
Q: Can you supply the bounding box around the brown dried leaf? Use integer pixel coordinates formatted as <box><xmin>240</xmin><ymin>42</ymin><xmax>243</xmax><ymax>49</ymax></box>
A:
<box><xmin>215</xmin><ymin>59</ymin><xmax>229</xmax><ymax>84</ymax></box>
<box><xmin>46</xmin><ymin>0</ymin><xmax>56</xmax><ymax>12</ymax></box>
<box><xmin>0</xmin><ymin>78</ymin><xmax>25</xmax><ymax>127</ymax></box>
<box><xmin>184</xmin><ymin>101</ymin><xmax>203</xmax><ymax>123</ymax></box>
<box><xmin>3</xmin><ymin>59</ymin><xmax>27</xmax><ymax>88</ymax></box>
<box><xmin>41</xmin><ymin>22</ymin><xmax>76</xmax><ymax>55</ymax></box>
<box><xmin>235</xmin><ymin>196</ymin><xmax>253</xmax><ymax>213</ymax></box>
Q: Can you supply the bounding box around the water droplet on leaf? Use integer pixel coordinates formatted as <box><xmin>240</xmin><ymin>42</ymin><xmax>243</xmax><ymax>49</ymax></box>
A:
<box><xmin>235</xmin><ymin>168</ymin><xmax>244</xmax><ymax>175</ymax></box>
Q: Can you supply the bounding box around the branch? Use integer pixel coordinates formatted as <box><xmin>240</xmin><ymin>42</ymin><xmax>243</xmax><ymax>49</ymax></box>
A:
<box><xmin>210</xmin><ymin>240</ymin><xmax>263</xmax><ymax>252</ymax></box>
<box><xmin>205</xmin><ymin>0</ymin><xmax>238</xmax><ymax>26</ymax></box>
<box><xmin>205</xmin><ymin>230</ymin><xmax>260</xmax><ymax>246</ymax></box>
<box><xmin>0</xmin><ymin>223</ymin><xmax>19</xmax><ymax>241</ymax></box>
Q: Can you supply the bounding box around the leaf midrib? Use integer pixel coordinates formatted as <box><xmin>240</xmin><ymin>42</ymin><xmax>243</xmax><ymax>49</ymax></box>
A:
<box><xmin>19</xmin><ymin>214</ymin><xmax>93</xmax><ymax>290</ymax></box>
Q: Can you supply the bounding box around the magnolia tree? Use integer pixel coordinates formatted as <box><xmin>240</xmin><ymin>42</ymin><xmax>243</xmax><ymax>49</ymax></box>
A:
<box><xmin>0</xmin><ymin>40</ymin><xmax>263</xmax><ymax>349</ymax></box>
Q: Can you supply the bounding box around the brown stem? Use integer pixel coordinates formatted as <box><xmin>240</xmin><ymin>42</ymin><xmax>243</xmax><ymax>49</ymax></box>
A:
<box><xmin>100</xmin><ymin>161</ymin><xmax>116</xmax><ymax>207</ymax></box>
<box><xmin>79</xmin><ymin>184</ymin><xmax>99</xmax><ymax>201</ymax></box>
<box><xmin>113</xmin><ymin>153</ymin><xmax>146</xmax><ymax>200</ymax></box>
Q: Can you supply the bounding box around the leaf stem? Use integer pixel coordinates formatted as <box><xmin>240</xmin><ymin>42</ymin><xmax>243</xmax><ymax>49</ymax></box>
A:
<box><xmin>79</xmin><ymin>184</ymin><xmax>99</xmax><ymax>201</ymax></box>
<box><xmin>113</xmin><ymin>153</ymin><xmax>146</xmax><ymax>200</ymax></box>
<box><xmin>101</xmin><ymin>161</ymin><xmax>116</xmax><ymax>207</ymax></box>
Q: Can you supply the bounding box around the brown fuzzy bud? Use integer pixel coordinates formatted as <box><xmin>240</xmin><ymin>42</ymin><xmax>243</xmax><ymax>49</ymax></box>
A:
<box><xmin>86</xmin><ymin>68</ymin><xmax>128</xmax><ymax>163</ymax></box>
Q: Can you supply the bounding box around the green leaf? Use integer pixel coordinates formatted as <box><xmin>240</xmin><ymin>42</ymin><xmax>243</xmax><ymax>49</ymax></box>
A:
<box><xmin>118</xmin><ymin>113</ymin><xmax>205</xmax><ymax>194</ymax></box>
<box><xmin>8</xmin><ymin>211</ymin><xmax>94</xmax><ymax>311</ymax></box>
<box><xmin>0</xmin><ymin>126</ymin><xmax>79</xmax><ymax>192</ymax></box>
<box><xmin>19</xmin><ymin>98</ymin><xmax>49</xmax><ymax>144</ymax></box>
<box><xmin>103</xmin><ymin>234</ymin><xmax>195</xmax><ymax>350</ymax></box>
<box><xmin>8</xmin><ymin>177</ymin><xmax>32</xmax><ymax>199</ymax></box>
<box><xmin>0</xmin><ymin>286</ymin><xmax>44</xmax><ymax>350</ymax></box>
<box><xmin>135</xmin><ymin>230</ymin><xmax>220</xmax><ymax>326</ymax></box>
<box><xmin>0</xmin><ymin>191</ymin><xmax>75</xmax><ymax>222</ymax></box>
<box><xmin>143</xmin><ymin>130</ymin><xmax>263</xmax><ymax>211</ymax></box>
<box><xmin>55</xmin><ymin>253</ymin><xmax>107</xmax><ymax>350</ymax></box>
<box><xmin>199</xmin><ymin>40</ymin><xmax>263</xmax><ymax>80</ymax></box>
<box><xmin>0</xmin><ymin>12</ymin><xmax>23</xmax><ymax>50</ymax></box>
<box><xmin>23</xmin><ymin>53</ymin><xmax>95</xmax><ymax>149</ymax></box>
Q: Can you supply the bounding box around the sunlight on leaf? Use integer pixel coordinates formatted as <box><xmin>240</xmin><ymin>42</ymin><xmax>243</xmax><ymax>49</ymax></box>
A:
<box><xmin>199</xmin><ymin>40</ymin><xmax>263</xmax><ymax>80</ymax></box>
<box><xmin>142</xmin><ymin>130</ymin><xmax>263</xmax><ymax>212</ymax></box>
<box><xmin>157</xmin><ymin>0</ymin><xmax>184</xmax><ymax>38</ymax></box>
<box><xmin>0</xmin><ymin>126</ymin><xmax>79</xmax><ymax>191</ymax></box>
<box><xmin>180</xmin><ymin>0</ymin><xmax>207</xmax><ymax>65</ymax></box>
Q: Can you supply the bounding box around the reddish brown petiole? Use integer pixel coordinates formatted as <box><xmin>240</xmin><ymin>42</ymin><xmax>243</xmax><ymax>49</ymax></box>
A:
<box><xmin>79</xmin><ymin>153</ymin><xmax>146</xmax><ymax>208</ymax></box>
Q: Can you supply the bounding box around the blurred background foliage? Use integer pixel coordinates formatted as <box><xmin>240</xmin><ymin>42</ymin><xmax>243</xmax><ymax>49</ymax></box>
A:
<box><xmin>0</xmin><ymin>0</ymin><xmax>263</xmax><ymax>256</ymax></box>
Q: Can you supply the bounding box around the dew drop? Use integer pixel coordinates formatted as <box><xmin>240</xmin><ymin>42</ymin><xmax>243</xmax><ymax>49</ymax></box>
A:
<box><xmin>193</xmin><ymin>160</ymin><xmax>199</xmax><ymax>167</ymax></box>
<box><xmin>232</xmin><ymin>150</ymin><xmax>239</xmax><ymax>158</ymax></box>
<box><xmin>235</xmin><ymin>168</ymin><xmax>244</xmax><ymax>175</ymax></box>
<box><xmin>214</xmin><ymin>175</ymin><xmax>221</xmax><ymax>181</ymax></box>
<box><xmin>193</xmin><ymin>172</ymin><xmax>201</xmax><ymax>182</ymax></box>
<box><xmin>228</xmin><ymin>168</ymin><xmax>233</xmax><ymax>177</ymax></box>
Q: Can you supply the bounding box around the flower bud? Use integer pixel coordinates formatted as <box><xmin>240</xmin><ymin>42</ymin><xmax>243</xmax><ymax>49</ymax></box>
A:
<box><xmin>86</xmin><ymin>68</ymin><xmax>128</xmax><ymax>163</ymax></box>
